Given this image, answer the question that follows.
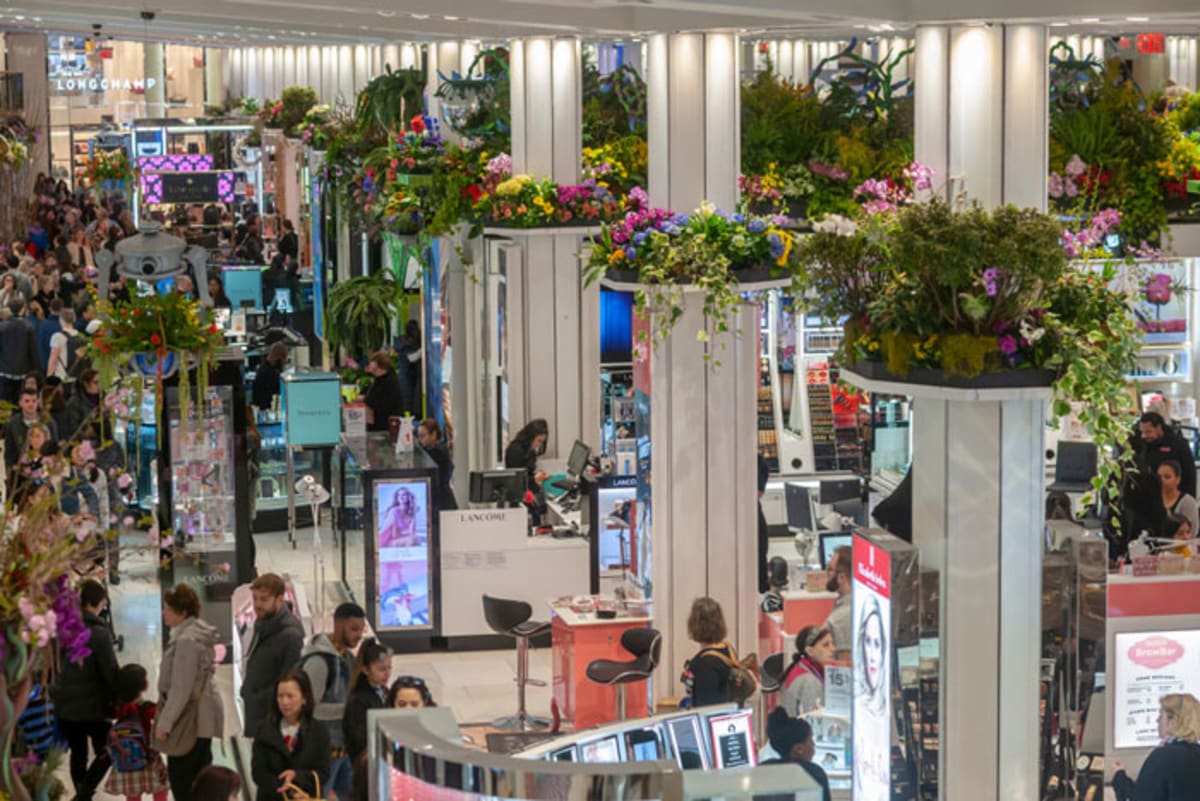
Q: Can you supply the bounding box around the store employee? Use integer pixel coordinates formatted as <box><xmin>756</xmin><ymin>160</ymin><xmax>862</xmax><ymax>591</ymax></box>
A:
<box><xmin>1134</xmin><ymin>412</ymin><xmax>1197</xmax><ymax>497</ymax></box>
<box><xmin>363</xmin><ymin>351</ymin><xmax>407</xmax><ymax>432</ymax></box>
<box><xmin>505</xmin><ymin>419</ymin><xmax>549</xmax><ymax>489</ymax></box>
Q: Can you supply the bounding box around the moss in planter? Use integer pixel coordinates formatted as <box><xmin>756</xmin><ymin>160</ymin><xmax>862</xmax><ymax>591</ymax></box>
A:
<box><xmin>881</xmin><ymin>331</ymin><xmax>920</xmax><ymax>376</ymax></box>
<box><xmin>940</xmin><ymin>333</ymin><xmax>1001</xmax><ymax>378</ymax></box>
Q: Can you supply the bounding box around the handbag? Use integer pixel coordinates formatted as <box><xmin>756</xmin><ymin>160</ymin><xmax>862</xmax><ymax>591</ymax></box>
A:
<box><xmin>278</xmin><ymin>774</ymin><xmax>321</xmax><ymax>801</ymax></box>
<box><xmin>152</xmin><ymin>691</ymin><xmax>200</xmax><ymax>757</ymax></box>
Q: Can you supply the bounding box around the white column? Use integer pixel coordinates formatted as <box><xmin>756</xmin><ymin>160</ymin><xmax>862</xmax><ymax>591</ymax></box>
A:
<box><xmin>144</xmin><ymin>42</ymin><xmax>167</xmax><ymax>117</ymax></box>
<box><xmin>204</xmin><ymin>48</ymin><xmax>225</xmax><ymax>109</ymax></box>
<box><xmin>647</xmin><ymin>32</ymin><xmax>739</xmax><ymax>213</ymax></box>
<box><xmin>510</xmin><ymin>37</ymin><xmax>580</xmax><ymax>183</ymax></box>
<box><xmin>911</xmin><ymin>24</ymin><xmax>1048</xmax><ymax>801</ymax></box>
<box><xmin>6</xmin><ymin>33</ymin><xmax>47</xmax><ymax>192</ymax></box>
<box><xmin>644</xmin><ymin>30</ymin><xmax>755</xmax><ymax>693</ymax></box>
<box><xmin>777</xmin><ymin>40</ymin><xmax>794</xmax><ymax>82</ymax></box>
<box><xmin>337</xmin><ymin>46</ymin><xmax>354</xmax><ymax>105</ymax></box>
<box><xmin>399</xmin><ymin>43</ymin><xmax>419</xmax><ymax>70</ymax></box>
<box><xmin>426</xmin><ymin>42</ymin><xmax>461</xmax><ymax>138</ymax></box>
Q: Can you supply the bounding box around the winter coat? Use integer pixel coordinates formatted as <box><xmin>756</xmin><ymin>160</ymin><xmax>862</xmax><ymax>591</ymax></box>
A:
<box><xmin>341</xmin><ymin>680</ymin><xmax>385</xmax><ymax>763</ymax></box>
<box><xmin>157</xmin><ymin>616</ymin><xmax>224</xmax><ymax>740</ymax></box>
<box><xmin>298</xmin><ymin>634</ymin><xmax>353</xmax><ymax>748</ymax></box>
<box><xmin>53</xmin><ymin>610</ymin><xmax>118</xmax><ymax>721</ymax></box>
<box><xmin>241</xmin><ymin>608</ymin><xmax>305</xmax><ymax>735</ymax></box>
<box><xmin>251</xmin><ymin>716</ymin><xmax>330</xmax><ymax>801</ymax></box>
<box><xmin>1113</xmin><ymin>740</ymin><xmax>1200</xmax><ymax>801</ymax></box>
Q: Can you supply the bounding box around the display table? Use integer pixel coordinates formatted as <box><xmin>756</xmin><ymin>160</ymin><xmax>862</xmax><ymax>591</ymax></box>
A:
<box><xmin>548</xmin><ymin>600</ymin><xmax>653</xmax><ymax>730</ymax></box>
<box><xmin>439</xmin><ymin>507</ymin><xmax>589</xmax><ymax>647</ymax></box>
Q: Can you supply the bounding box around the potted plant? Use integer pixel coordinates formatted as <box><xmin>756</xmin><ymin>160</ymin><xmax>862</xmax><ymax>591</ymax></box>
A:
<box><xmin>279</xmin><ymin>86</ymin><xmax>318</xmax><ymax>137</ymax></box>
<box><xmin>325</xmin><ymin>269</ymin><xmax>409</xmax><ymax>361</ymax></box>
<box><xmin>356</xmin><ymin>65</ymin><xmax>426</xmax><ymax>136</ymax></box>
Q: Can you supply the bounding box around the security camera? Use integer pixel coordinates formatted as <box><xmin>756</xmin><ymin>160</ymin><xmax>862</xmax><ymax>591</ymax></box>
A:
<box><xmin>140</xmin><ymin>10</ymin><xmax>156</xmax><ymax>21</ymax></box>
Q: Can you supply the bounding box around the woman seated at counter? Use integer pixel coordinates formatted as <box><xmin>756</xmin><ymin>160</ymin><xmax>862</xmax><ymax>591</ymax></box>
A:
<box><xmin>1158</xmin><ymin>460</ymin><xmax>1198</xmax><ymax>537</ymax></box>
<box><xmin>780</xmin><ymin>626</ymin><xmax>834</xmax><ymax>717</ymax></box>
<box><xmin>1163</xmin><ymin>515</ymin><xmax>1197</xmax><ymax>557</ymax></box>
<box><xmin>505</xmin><ymin>419</ymin><xmax>549</xmax><ymax>489</ymax></box>
<box><xmin>761</xmin><ymin>708</ymin><xmax>832</xmax><ymax>801</ymax></box>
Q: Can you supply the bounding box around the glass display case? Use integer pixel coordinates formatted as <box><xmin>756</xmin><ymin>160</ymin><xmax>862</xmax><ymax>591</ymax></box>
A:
<box><xmin>167</xmin><ymin>385</ymin><xmax>237</xmax><ymax>550</ymax></box>
<box><xmin>121</xmin><ymin>389</ymin><xmax>160</xmax><ymax>512</ymax></box>
<box><xmin>252</xmin><ymin>405</ymin><xmax>316</xmax><ymax>532</ymax></box>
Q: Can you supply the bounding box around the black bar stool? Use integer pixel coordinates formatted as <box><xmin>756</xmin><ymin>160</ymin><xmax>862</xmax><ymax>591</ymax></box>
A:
<box><xmin>482</xmin><ymin>594</ymin><xmax>551</xmax><ymax>731</ymax></box>
<box><xmin>585</xmin><ymin>627</ymin><xmax>662</xmax><ymax>721</ymax></box>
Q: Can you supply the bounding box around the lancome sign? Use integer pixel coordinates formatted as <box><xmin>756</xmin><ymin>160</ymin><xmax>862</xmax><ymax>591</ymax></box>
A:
<box><xmin>53</xmin><ymin>76</ymin><xmax>157</xmax><ymax>94</ymax></box>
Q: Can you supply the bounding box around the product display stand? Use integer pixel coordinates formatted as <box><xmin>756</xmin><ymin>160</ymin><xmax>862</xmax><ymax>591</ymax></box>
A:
<box><xmin>294</xmin><ymin>475</ymin><xmax>332</xmax><ymax>630</ymax></box>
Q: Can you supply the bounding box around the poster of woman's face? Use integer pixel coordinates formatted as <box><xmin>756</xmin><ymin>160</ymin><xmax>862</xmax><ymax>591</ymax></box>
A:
<box><xmin>853</xmin><ymin>573</ymin><xmax>892</xmax><ymax>801</ymax></box>
<box><xmin>375</xmin><ymin>479</ymin><xmax>432</xmax><ymax>630</ymax></box>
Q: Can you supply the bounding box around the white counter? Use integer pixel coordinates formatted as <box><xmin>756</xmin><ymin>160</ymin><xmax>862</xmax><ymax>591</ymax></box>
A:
<box><xmin>439</xmin><ymin>508</ymin><xmax>590</xmax><ymax>639</ymax></box>
<box><xmin>546</xmin><ymin>599</ymin><xmax>652</xmax><ymax>628</ymax></box>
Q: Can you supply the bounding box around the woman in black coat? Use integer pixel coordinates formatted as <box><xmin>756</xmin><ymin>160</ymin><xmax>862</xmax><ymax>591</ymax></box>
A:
<box><xmin>252</xmin><ymin>670</ymin><xmax>329</xmax><ymax>801</ymax></box>
<box><xmin>341</xmin><ymin>638</ymin><xmax>391</xmax><ymax>763</ymax></box>
<box><xmin>1113</xmin><ymin>693</ymin><xmax>1200</xmax><ymax>801</ymax></box>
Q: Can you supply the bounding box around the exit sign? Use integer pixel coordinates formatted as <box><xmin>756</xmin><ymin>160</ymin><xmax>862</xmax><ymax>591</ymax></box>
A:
<box><xmin>1137</xmin><ymin>33</ymin><xmax>1165</xmax><ymax>54</ymax></box>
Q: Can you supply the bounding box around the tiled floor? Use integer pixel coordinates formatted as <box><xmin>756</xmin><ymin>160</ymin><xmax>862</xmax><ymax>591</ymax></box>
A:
<box><xmin>65</xmin><ymin>525</ymin><xmax>549</xmax><ymax>801</ymax></box>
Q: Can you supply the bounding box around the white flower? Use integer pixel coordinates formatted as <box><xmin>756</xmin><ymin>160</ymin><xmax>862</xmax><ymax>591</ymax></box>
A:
<box><xmin>1019</xmin><ymin>320</ymin><xmax>1045</xmax><ymax>344</ymax></box>
<box><xmin>696</xmin><ymin>200</ymin><xmax>716</xmax><ymax>218</ymax></box>
<box><xmin>812</xmin><ymin>214</ymin><xmax>858</xmax><ymax>237</ymax></box>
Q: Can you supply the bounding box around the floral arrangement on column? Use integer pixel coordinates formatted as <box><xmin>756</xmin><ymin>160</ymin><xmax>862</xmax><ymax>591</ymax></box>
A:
<box><xmin>794</xmin><ymin>168</ymin><xmax>1142</xmax><ymax>512</ymax></box>
<box><xmin>85</xmin><ymin>291</ymin><xmax>225</xmax><ymax>438</ymax></box>
<box><xmin>585</xmin><ymin>189</ymin><xmax>801</xmax><ymax>355</ymax></box>
<box><xmin>82</xmin><ymin>149</ymin><xmax>135</xmax><ymax>187</ymax></box>
<box><xmin>0</xmin><ymin>498</ymin><xmax>103</xmax><ymax>801</ymax></box>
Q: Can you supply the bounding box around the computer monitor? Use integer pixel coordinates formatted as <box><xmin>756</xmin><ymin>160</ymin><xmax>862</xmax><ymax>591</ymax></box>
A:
<box><xmin>212</xmin><ymin>307</ymin><xmax>232</xmax><ymax>331</ymax></box>
<box><xmin>577</xmin><ymin>735</ymin><xmax>621</xmax><ymax>763</ymax></box>
<box><xmin>819</xmin><ymin>477</ymin><xmax>861</xmax><ymax>504</ymax></box>
<box><xmin>550</xmin><ymin>745</ymin><xmax>577</xmax><ymax>762</ymax></box>
<box><xmin>831</xmin><ymin>498</ymin><xmax>867</xmax><ymax>527</ymax></box>
<box><xmin>819</xmin><ymin>532</ymin><xmax>853</xmax><ymax>569</ymax></box>
<box><xmin>665</xmin><ymin>714</ymin><xmax>709</xmax><ymax>770</ymax></box>
<box><xmin>468</xmin><ymin>469</ymin><xmax>528</xmax><ymax>507</ymax></box>
<box><xmin>706</xmin><ymin>709</ymin><xmax>757</xmax><ymax>769</ymax></box>
<box><xmin>567</xmin><ymin>440</ymin><xmax>591</xmax><ymax>477</ymax></box>
<box><xmin>270</xmin><ymin>286</ymin><xmax>295</xmax><ymax>314</ymax></box>
<box><xmin>625</xmin><ymin>728</ymin><xmax>663</xmax><ymax>762</ymax></box>
<box><xmin>785</xmin><ymin>483</ymin><xmax>817</xmax><ymax>532</ymax></box>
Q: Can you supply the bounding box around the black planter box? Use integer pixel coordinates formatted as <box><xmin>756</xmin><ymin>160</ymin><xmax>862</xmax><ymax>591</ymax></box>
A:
<box><xmin>851</xmin><ymin>359</ymin><xmax>1057</xmax><ymax>390</ymax></box>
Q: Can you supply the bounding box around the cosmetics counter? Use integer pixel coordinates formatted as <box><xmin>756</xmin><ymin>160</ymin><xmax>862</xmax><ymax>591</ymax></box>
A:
<box><xmin>369</xmin><ymin>709</ymin><xmax>824</xmax><ymax>801</ymax></box>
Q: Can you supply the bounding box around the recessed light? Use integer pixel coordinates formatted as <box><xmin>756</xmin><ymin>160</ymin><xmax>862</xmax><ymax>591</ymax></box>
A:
<box><xmin>377</xmin><ymin>9</ymin><xmax>395</xmax><ymax>16</ymax></box>
<box><xmin>1127</xmin><ymin>16</ymin><xmax>1149</xmax><ymax>22</ymax></box>
<box><xmin>411</xmin><ymin>13</ymin><xmax>428</xmax><ymax>19</ymax></box>
<box><xmin>1050</xmin><ymin>22</ymin><xmax>1068</xmax><ymax>27</ymax></box>
<box><xmin>1081</xmin><ymin>16</ymin><xmax>1100</xmax><ymax>22</ymax></box>
<box><xmin>444</xmin><ymin>15</ymin><xmax>459</xmax><ymax>21</ymax></box>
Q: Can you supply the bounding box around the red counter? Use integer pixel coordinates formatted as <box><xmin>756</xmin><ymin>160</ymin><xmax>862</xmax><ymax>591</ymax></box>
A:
<box><xmin>782</xmin><ymin>589</ymin><xmax>837</xmax><ymax>639</ymax></box>
<box><xmin>549</xmin><ymin>605</ymin><xmax>652</xmax><ymax>731</ymax></box>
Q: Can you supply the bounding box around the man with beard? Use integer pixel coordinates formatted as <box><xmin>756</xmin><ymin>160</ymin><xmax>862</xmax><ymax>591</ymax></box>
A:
<box><xmin>822</xmin><ymin>545</ymin><xmax>853</xmax><ymax>659</ymax></box>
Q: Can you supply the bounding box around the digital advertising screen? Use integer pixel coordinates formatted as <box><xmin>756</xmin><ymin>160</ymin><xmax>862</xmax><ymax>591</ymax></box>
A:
<box><xmin>375</xmin><ymin>478</ymin><xmax>433</xmax><ymax>630</ymax></box>
<box><xmin>1113</xmin><ymin>629</ymin><xmax>1200</xmax><ymax>749</ymax></box>
<box><xmin>578</xmin><ymin>735</ymin><xmax>620</xmax><ymax>763</ymax></box>
<box><xmin>667</xmin><ymin>715</ymin><xmax>709</xmax><ymax>770</ymax></box>
<box><xmin>853</xmin><ymin>535</ymin><xmax>893</xmax><ymax>801</ymax></box>
<box><xmin>707</xmin><ymin>710</ymin><xmax>756</xmax><ymax>769</ymax></box>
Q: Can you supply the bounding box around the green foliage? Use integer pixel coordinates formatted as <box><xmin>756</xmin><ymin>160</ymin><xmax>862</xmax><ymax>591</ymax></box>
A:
<box><xmin>740</xmin><ymin>71</ymin><xmax>823</xmax><ymax>175</ymax></box>
<box><xmin>582</xmin><ymin>60</ymin><xmax>647</xmax><ymax>148</ymax></box>
<box><xmin>279</xmin><ymin>86</ymin><xmax>318</xmax><ymax>134</ymax></box>
<box><xmin>325</xmin><ymin>270</ymin><xmax>410</xmax><ymax>359</ymax></box>
<box><xmin>356</xmin><ymin>66</ymin><xmax>426</xmax><ymax>135</ymax></box>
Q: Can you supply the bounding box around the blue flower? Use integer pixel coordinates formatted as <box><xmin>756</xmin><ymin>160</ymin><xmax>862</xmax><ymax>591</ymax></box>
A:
<box><xmin>732</xmin><ymin>213</ymin><xmax>746</xmax><ymax>225</ymax></box>
<box><xmin>671</xmin><ymin>213</ymin><xmax>689</xmax><ymax>227</ymax></box>
<box><xmin>633</xmin><ymin>231</ymin><xmax>647</xmax><ymax>245</ymax></box>
<box><xmin>748</xmin><ymin>219</ymin><xmax>767</xmax><ymax>234</ymax></box>
<box><xmin>767</xmin><ymin>233</ymin><xmax>784</xmax><ymax>259</ymax></box>
<box><xmin>624</xmin><ymin>246</ymin><xmax>638</xmax><ymax>260</ymax></box>
<box><xmin>664</xmin><ymin>224</ymin><xmax>682</xmax><ymax>236</ymax></box>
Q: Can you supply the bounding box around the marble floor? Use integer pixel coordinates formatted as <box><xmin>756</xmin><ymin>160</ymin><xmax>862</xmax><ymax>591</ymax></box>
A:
<box><xmin>67</xmin><ymin>525</ymin><xmax>551</xmax><ymax>801</ymax></box>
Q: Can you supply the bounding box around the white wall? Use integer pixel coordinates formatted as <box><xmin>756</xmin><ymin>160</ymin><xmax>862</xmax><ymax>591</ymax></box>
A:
<box><xmin>220</xmin><ymin>43</ymin><xmax>421</xmax><ymax>107</ymax></box>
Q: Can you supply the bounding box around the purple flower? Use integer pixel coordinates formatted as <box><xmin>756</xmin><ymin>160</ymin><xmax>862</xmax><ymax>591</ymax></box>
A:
<box><xmin>748</xmin><ymin>219</ymin><xmax>767</xmax><ymax>234</ymax></box>
<box><xmin>1065</xmin><ymin>155</ymin><xmax>1088</xmax><ymax>177</ymax></box>
<box><xmin>997</xmin><ymin>335</ymin><xmax>1019</xmax><ymax>356</ymax></box>
<box><xmin>767</xmin><ymin>233</ymin><xmax>785</xmax><ymax>259</ymax></box>
<box><xmin>1048</xmin><ymin>173</ymin><xmax>1064</xmax><ymax>199</ymax></box>
<box><xmin>624</xmin><ymin>246</ymin><xmax>638</xmax><ymax>260</ymax></box>
<box><xmin>982</xmin><ymin>267</ymin><xmax>1001</xmax><ymax>297</ymax></box>
<box><xmin>1064</xmin><ymin>178</ymin><xmax>1079</xmax><ymax>198</ymax></box>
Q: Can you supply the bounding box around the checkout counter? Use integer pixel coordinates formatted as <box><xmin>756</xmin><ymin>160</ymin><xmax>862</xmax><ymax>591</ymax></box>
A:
<box><xmin>369</xmin><ymin>708</ymin><xmax>824</xmax><ymax>801</ymax></box>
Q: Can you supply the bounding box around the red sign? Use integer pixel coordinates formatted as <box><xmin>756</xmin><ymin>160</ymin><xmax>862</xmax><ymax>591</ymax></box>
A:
<box><xmin>1137</xmin><ymin>33</ymin><xmax>1165</xmax><ymax>55</ymax></box>
<box><xmin>853</xmin><ymin>535</ymin><xmax>891</xmax><ymax>599</ymax></box>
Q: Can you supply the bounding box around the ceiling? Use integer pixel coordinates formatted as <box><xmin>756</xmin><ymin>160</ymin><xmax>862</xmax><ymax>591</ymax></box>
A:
<box><xmin>6</xmin><ymin>0</ymin><xmax>1200</xmax><ymax>47</ymax></box>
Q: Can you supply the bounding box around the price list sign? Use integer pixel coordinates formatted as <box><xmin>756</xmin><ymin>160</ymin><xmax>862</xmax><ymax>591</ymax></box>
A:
<box><xmin>1113</xmin><ymin>630</ymin><xmax>1200</xmax><ymax>749</ymax></box>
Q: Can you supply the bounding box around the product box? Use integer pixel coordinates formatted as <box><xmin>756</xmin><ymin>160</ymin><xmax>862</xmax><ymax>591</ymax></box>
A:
<box><xmin>342</xmin><ymin>404</ymin><xmax>367</xmax><ymax>441</ymax></box>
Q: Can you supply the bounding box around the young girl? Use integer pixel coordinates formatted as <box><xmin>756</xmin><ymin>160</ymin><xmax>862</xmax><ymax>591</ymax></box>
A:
<box><xmin>104</xmin><ymin>664</ymin><xmax>170</xmax><ymax>801</ymax></box>
<box><xmin>387</xmin><ymin>676</ymin><xmax>436</xmax><ymax>709</ymax></box>
<box><xmin>341</xmin><ymin>638</ymin><xmax>391</xmax><ymax>763</ymax></box>
<box><xmin>251</xmin><ymin>670</ymin><xmax>329</xmax><ymax>801</ymax></box>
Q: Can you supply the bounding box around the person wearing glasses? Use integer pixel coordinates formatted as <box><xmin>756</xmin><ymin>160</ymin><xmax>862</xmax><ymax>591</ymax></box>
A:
<box><xmin>780</xmin><ymin>626</ymin><xmax>835</xmax><ymax>716</ymax></box>
<box><xmin>386</xmin><ymin>676</ymin><xmax>436</xmax><ymax>709</ymax></box>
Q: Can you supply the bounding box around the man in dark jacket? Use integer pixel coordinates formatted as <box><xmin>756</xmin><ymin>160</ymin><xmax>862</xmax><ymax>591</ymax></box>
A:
<box><xmin>241</xmin><ymin>573</ymin><xmax>305</xmax><ymax>736</ymax></box>
<box><xmin>53</xmin><ymin>580</ymin><xmax>119</xmax><ymax>801</ymax></box>
<box><xmin>1132</xmin><ymin>411</ymin><xmax>1197</xmax><ymax>497</ymax></box>
<box><xmin>0</xmin><ymin>299</ymin><xmax>40</xmax><ymax>404</ymax></box>
<box><xmin>363</xmin><ymin>351</ymin><xmax>408</xmax><ymax>431</ymax></box>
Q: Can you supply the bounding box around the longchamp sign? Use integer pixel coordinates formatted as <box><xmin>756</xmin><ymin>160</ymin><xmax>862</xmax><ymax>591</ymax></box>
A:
<box><xmin>53</xmin><ymin>76</ymin><xmax>157</xmax><ymax>93</ymax></box>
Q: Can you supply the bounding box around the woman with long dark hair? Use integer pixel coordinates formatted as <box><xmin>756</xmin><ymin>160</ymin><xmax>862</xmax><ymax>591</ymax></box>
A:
<box><xmin>251</xmin><ymin>670</ymin><xmax>330</xmax><ymax>801</ymax></box>
<box><xmin>504</xmin><ymin>418</ymin><xmax>549</xmax><ymax>488</ymax></box>
<box><xmin>341</xmin><ymin>638</ymin><xmax>391</xmax><ymax>763</ymax></box>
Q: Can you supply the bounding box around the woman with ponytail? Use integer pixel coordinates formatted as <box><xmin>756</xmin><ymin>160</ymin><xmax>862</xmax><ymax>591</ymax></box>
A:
<box><xmin>341</xmin><ymin>638</ymin><xmax>392</xmax><ymax>763</ymax></box>
<box><xmin>779</xmin><ymin>626</ymin><xmax>835</xmax><ymax>717</ymax></box>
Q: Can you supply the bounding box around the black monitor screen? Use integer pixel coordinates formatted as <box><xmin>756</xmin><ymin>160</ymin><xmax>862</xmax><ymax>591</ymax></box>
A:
<box><xmin>550</xmin><ymin>746</ymin><xmax>576</xmax><ymax>762</ymax></box>
<box><xmin>785</xmin><ymin>483</ymin><xmax>816</xmax><ymax>532</ymax></box>
<box><xmin>819</xmin><ymin>477</ymin><xmax>861</xmax><ymax>504</ymax></box>
<box><xmin>625</xmin><ymin>729</ymin><xmax>662</xmax><ymax>761</ymax></box>
<box><xmin>831</xmin><ymin>498</ymin><xmax>867</xmax><ymax>527</ymax></box>
<box><xmin>567</xmin><ymin>440</ymin><xmax>591</xmax><ymax>477</ymax></box>
<box><xmin>468</xmin><ymin>470</ymin><xmax>528</xmax><ymax>506</ymax></box>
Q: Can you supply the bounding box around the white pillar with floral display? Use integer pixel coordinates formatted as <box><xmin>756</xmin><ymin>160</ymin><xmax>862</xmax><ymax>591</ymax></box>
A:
<box><xmin>641</xmin><ymin>31</ymin><xmax>759</xmax><ymax>697</ymax></box>
<box><xmin>910</xmin><ymin>23</ymin><xmax>1049</xmax><ymax>801</ymax></box>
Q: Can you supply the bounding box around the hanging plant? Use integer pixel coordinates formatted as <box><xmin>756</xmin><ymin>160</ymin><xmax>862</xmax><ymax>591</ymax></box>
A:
<box><xmin>325</xmin><ymin>269</ymin><xmax>410</xmax><ymax>361</ymax></box>
<box><xmin>356</xmin><ymin>65</ymin><xmax>427</xmax><ymax>136</ymax></box>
